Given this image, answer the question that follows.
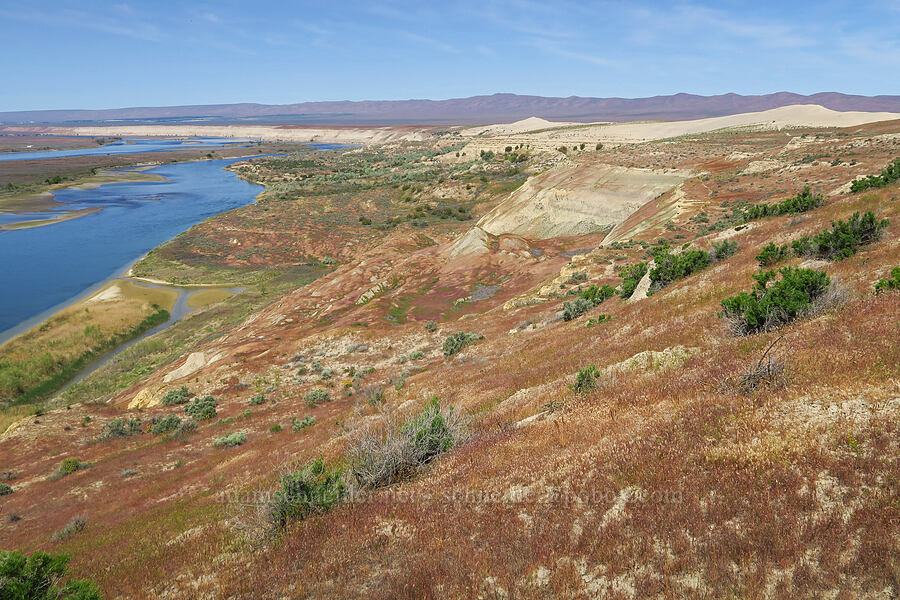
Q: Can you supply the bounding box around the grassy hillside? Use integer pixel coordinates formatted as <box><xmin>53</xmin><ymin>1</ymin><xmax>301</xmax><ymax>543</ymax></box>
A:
<box><xmin>0</xmin><ymin>127</ymin><xmax>897</xmax><ymax>598</ymax></box>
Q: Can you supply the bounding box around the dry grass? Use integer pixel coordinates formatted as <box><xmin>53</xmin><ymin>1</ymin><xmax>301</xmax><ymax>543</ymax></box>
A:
<box><xmin>0</xmin><ymin>128</ymin><xmax>898</xmax><ymax>598</ymax></box>
<box><xmin>0</xmin><ymin>280</ymin><xmax>176</xmax><ymax>408</ymax></box>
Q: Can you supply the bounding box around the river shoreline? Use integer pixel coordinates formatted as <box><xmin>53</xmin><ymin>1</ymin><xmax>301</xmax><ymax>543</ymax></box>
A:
<box><xmin>0</xmin><ymin>142</ymin><xmax>342</xmax><ymax>403</ymax></box>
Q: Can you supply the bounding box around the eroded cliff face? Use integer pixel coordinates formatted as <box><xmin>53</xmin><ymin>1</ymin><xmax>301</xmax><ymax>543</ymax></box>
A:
<box><xmin>476</xmin><ymin>163</ymin><xmax>689</xmax><ymax>240</ymax></box>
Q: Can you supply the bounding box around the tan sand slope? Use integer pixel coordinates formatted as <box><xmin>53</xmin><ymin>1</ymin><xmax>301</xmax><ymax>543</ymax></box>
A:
<box><xmin>464</xmin><ymin>104</ymin><xmax>900</xmax><ymax>147</ymax></box>
<box><xmin>475</xmin><ymin>163</ymin><xmax>690</xmax><ymax>240</ymax></box>
<box><xmin>461</xmin><ymin>116</ymin><xmax>579</xmax><ymax>137</ymax></box>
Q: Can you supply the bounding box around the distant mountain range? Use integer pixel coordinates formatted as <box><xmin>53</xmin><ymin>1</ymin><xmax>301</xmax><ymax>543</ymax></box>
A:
<box><xmin>3</xmin><ymin>92</ymin><xmax>900</xmax><ymax>126</ymax></box>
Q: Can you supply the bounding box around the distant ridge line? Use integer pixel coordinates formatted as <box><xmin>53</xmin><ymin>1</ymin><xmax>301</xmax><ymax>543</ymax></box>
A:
<box><xmin>3</xmin><ymin>92</ymin><xmax>900</xmax><ymax>126</ymax></box>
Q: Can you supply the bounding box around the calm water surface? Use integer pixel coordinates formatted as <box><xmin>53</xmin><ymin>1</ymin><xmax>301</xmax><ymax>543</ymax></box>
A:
<box><xmin>0</xmin><ymin>137</ymin><xmax>254</xmax><ymax>162</ymax></box>
<box><xmin>0</xmin><ymin>144</ymin><xmax>340</xmax><ymax>340</ymax></box>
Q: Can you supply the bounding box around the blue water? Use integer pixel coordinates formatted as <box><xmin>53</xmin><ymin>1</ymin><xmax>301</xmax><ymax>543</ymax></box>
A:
<box><xmin>0</xmin><ymin>155</ymin><xmax>280</xmax><ymax>339</ymax></box>
<box><xmin>0</xmin><ymin>137</ymin><xmax>253</xmax><ymax>162</ymax></box>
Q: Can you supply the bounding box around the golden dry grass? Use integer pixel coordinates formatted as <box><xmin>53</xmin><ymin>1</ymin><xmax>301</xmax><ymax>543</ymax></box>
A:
<box><xmin>185</xmin><ymin>288</ymin><xmax>234</xmax><ymax>308</ymax></box>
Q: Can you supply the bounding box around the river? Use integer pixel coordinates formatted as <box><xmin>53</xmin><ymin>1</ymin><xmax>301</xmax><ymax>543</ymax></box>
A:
<box><xmin>0</xmin><ymin>143</ymin><xmax>339</xmax><ymax>341</ymax></box>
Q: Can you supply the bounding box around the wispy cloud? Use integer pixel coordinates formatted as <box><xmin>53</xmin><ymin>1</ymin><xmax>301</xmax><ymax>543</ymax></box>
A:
<box><xmin>399</xmin><ymin>32</ymin><xmax>458</xmax><ymax>54</ymax></box>
<box><xmin>0</xmin><ymin>6</ymin><xmax>162</xmax><ymax>41</ymax></box>
<box><xmin>530</xmin><ymin>38</ymin><xmax>618</xmax><ymax>67</ymax></box>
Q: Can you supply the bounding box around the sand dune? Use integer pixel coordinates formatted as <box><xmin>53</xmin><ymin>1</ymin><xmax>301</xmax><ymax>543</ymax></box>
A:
<box><xmin>461</xmin><ymin>116</ymin><xmax>580</xmax><ymax>137</ymax></box>
<box><xmin>462</xmin><ymin>104</ymin><xmax>900</xmax><ymax>145</ymax></box>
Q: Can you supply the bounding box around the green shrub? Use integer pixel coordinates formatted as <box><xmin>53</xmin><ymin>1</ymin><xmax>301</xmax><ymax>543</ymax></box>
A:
<box><xmin>292</xmin><ymin>416</ymin><xmax>316</xmax><ymax>431</ymax></box>
<box><xmin>150</xmin><ymin>414</ymin><xmax>181</xmax><ymax>435</ymax></box>
<box><xmin>586</xmin><ymin>314</ymin><xmax>611</xmax><ymax>327</ymax></box>
<box><xmin>303</xmin><ymin>388</ymin><xmax>330</xmax><ymax>407</ymax></box>
<box><xmin>579</xmin><ymin>284</ymin><xmax>616</xmax><ymax>305</ymax></box>
<box><xmin>792</xmin><ymin>211</ymin><xmax>889</xmax><ymax>260</ymax></box>
<box><xmin>248</xmin><ymin>393</ymin><xmax>266</xmax><ymax>406</ymax></box>
<box><xmin>184</xmin><ymin>395</ymin><xmax>217</xmax><ymax>420</ymax></box>
<box><xmin>720</xmin><ymin>267</ymin><xmax>830</xmax><ymax>335</ymax></box>
<box><xmin>710</xmin><ymin>240</ymin><xmax>738</xmax><ymax>261</ymax></box>
<box><xmin>0</xmin><ymin>550</ymin><xmax>101</xmax><ymax>600</ymax></box>
<box><xmin>850</xmin><ymin>157</ymin><xmax>900</xmax><ymax>192</ymax></box>
<box><xmin>741</xmin><ymin>187</ymin><xmax>824</xmax><ymax>220</ymax></box>
<box><xmin>442</xmin><ymin>332</ymin><xmax>483</xmax><ymax>357</ymax></box>
<box><xmin>268</xmin><ymin>458</ymin><xmax>345</xmax><ymax>529</ymax></box>
<box><xmin>619</xmin><ymin>262</ymin><xmax>648</xmax><ymax>298</ymax></box>
<box><xmin>214</xmin><ymin>432</ymin><xmax>246</xmax><ymax>448</ymax></box>
<box><xmin>874</xmin><ymin>266</ymin><xmax>900</xmax><ymax>293</ymax></box>
<box><xmin>409</xmin><ymin>350</ymin><xmax>425</xmax><ymax>360</ymax></box>
<box><xmin>98</xmin><ymin>418</ymin><xmax>143</xmax><ymax>440</ymax></box>
<box><xmin>560</xmin><ymin>297</ymin><xmax>590</xmax><ymax>321</ymax></box>
<box><xmin>0</xmin><ymin>483</ymin><xmax>12</xmax><ymax>495</ymax></box>
<box><xmin>161</xmin><ymin>386</ymin><xmax>193</xmax><ymax>406</ymax></box>
<box><xmin>755</xmin><ymin>242</ymin><xmax>790</xmax><ymax>267</ymax></box>
<box><xmin>571</xmin><ymin>365</ymin><xmax>601</xmax><ymax>393</ymax></box>
<box><xmin>269</xmin><ymin>424</ymin><xmax>282</xmax><ymax>433</ymax></box>
<box><xmin>424</xmin><ymin>320</ymin><xmax>438</xmax><ymax>332</ymax></box>
<box><xmin>649</xmin><ymin>246</ymin><xmax>710</xmax><ymax>291</ymax></box>
<box><xmin>347</xmin><ymin>398</ymin><xmax>465</xmax><ymax>489</ymax></box>
<box><xmin>57</xmin><ymin>458</ymin><xmax>84</xmax><ymax>477</ymax></box>
<box><xmin>566</xmin><ymin>272</ymin><xmax>587</xmax><ymax>284</ymax></box>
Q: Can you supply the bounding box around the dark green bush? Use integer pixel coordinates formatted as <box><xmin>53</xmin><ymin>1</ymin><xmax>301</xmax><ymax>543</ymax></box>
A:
<box><xmin>850</xmin><ymin>157</ymin><xmax>900</xmax><ymax>192</ymax></box>
<box><xmin>442</xmin><ymin>332</ymin><xmax>483</xmax><ymax>357</ymax></box>
<box><xmin>268</xmin><ymin>458</ymin><xmax>345</xmax><ymax>529</ymax></box>
<box><xmin>741</xmin><ymin>187</ymin><xmax>824</xmax><ymax>220</ymax></box>
<box><xmin>0</xmin><ymin>550</ymin><xmax>101</xmax><ymax>600</ymax></box>
<box><xmin>150</xmin><ymin>414</ymin><xmax>181</xmax><ymax>435</ymax></box>
<box><xmin>579</xmin><ymin>284</ymin><xmax>616</xmax><ymax>305</ymax></box>
<box><xmin>755</xmin><ymin>242</ymin><xmax>790</xmax><ymax>267</ymax></box>
<box><xmin>710</xmin><ymin>240</ymin><xmax>739</xmax><ymax>261</ymax></box>
<box><xmin>619</xmin><ymin>262</ymin><xmax>648</xmax><ymax>298</ymax></box>
<box><xmin>571</xmin><ymin>365</ymin><xmax>600</xmax><ymax>393</ymax></box>
<box><xmin>184</xmin><ymin>395</ymin><xmax>217</xmax><ymax>420</ymax></box>
<box><xmin>0</xmin><ymin>483</ymin><xmax>12</xmax><ymax>495</ymax></box>
<box><xmin>161</xmin><ymin>386</ymin><xmax>193</xmax><ymax>406</ymax></box>
<box><xmin>720</xmin><ymin>267</ymin><xmax>830</xmax><ymax>335</ymax></box>
<box><xmin>649</xmin><ymin>246</ymin><xmax>710</xmax><ymax>291</ymax></box>
<box><xmin>248</xmin><ymin>393</ymin><xmax>266</xmax><ymax>406</ymax></box>
<box><xmin>792</xmin><ymin>211</ymin><xmax>889</xmax><ymax>260</ymax></box>
<box><xmin>875</xmin><ymin>266</ymin><xmax>900</xmax><ymax>293</ymax></box>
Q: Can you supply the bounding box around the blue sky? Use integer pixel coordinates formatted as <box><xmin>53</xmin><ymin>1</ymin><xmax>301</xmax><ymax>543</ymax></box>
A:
<box><xmin>2</xmin><ymin>1</ymin><xmax>899</xmax><ymax>111</ymax></box>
